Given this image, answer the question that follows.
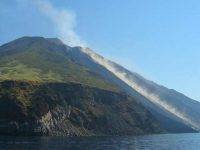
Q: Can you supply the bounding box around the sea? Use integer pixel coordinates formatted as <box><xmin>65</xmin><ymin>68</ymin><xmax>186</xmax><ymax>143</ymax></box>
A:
<box><xmin>0</xmin><ymin>133</ymin><xmax>200</xmax><ymax>150</ymax></box>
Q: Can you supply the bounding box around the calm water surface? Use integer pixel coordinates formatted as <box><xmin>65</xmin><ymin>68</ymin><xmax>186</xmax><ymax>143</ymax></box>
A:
<box><xmin>0</xmin><ymin>133</ymin><xmax>200</xmax><ymax>150</ymax></box>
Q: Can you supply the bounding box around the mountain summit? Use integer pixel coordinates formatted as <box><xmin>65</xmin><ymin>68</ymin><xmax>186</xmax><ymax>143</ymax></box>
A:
<box><xmin>0</xmin><ymin>36</ymin><xmax>198</xmax><ymax>136</ymax></box>
<box><xmin>0</xmin><ymin>36</ymin><xmax>118</xmax><ymax>91</ymax></box>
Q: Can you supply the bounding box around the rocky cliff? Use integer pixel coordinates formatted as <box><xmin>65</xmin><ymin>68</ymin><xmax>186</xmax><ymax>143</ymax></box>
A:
<box><xmin>0</xmin><ymin>80</ymin><xmax>163</xmax><ymax>136</ymax></box>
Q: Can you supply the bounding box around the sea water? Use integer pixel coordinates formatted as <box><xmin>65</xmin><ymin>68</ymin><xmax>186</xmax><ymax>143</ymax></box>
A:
<box><xmin>0</xmin><ymin>133</ymin><xmax>200</xmax><ymax>150</ymax></box>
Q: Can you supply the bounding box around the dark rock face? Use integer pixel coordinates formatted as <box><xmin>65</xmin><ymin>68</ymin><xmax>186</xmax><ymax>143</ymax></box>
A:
<box><xmin>0</xmin><ymin>80</ymin><xmax>163</xmax><ymax>136</ymax></box>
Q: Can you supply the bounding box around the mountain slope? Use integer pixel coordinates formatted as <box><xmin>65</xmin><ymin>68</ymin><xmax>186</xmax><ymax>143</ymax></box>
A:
<box><xmin>80</xmin><ymin>47</ymin><xmax>200</xmax><ymax>131</ymax></box>
<box><xmin>55</xmin><ymin>46</ymin><xmax>196</xmax><ymax>133</ymax></box>
<box><xmin>0</xmin><ymin>36</ymin><xmax>198</xmax><ymax>134</ymax></box>
<box><xmin>0</xmin><ymin>37</ymin><xmax>166</xmax><ymax>136</ymax></box>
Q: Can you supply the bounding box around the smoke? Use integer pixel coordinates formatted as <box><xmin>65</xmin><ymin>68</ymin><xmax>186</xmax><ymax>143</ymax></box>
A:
<box><xmin>81</xmin><ymin>47</ymin><xmax>200</xmax><ymax>130</ymax></box>
<box><xmin>18</xmin><ymin>0</ymin><xmax>87</xmax><ymax>47</ymax></box>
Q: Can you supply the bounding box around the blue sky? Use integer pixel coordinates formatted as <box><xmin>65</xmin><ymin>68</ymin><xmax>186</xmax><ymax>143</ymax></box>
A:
<box><xmin>0</xmin><ymin>0</ymin><xmax>200</xmax><ymax>100</ymax></box>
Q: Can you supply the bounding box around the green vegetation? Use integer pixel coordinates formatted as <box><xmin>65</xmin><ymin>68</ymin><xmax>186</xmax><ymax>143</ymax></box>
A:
<box><xmin>0</xmin><ymin>37</ymin><xmax>119</xmax><ymax>91</ymax></box>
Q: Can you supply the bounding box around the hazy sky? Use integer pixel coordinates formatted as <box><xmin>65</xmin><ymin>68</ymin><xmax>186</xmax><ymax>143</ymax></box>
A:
<box><xmin>0</xmin><ymin>0</ymin><xmax>200</xmax><ymax>100</ymax></box>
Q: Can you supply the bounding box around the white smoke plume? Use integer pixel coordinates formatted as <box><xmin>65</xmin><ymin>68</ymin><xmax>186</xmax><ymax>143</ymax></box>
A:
<box><xmin>28</xmin><ymin>0</ymin><xmax>87</xmax><ymax>47</ymax></box>
<box><xmin>81</xmin><ymin>47</ymin><xmax>200</xmax><ymax>131</ymax></box>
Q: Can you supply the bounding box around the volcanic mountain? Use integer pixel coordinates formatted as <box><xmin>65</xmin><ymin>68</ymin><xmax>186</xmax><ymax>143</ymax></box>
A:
<box><xmin>0</xmin><ymin>36</ymin><xmax>198</xmax><ymax>136</ymax></box>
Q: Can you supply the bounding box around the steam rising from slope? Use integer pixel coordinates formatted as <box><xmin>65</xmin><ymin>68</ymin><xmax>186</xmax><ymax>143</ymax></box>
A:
<box><xmin>33</xmin><ymin>0</ymin><xmax>86</xmax><ymax>47</ymax></box>
<box><xmin>81</xmin><ymin>47</ymin><xmax>200</xmax><ymax>130</ymax></box>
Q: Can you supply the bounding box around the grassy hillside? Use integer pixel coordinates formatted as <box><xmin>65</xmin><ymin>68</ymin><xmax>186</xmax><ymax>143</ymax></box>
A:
<box><xmin>0</xmin><ymin>37</ymin><xmax>118</xmax><ymax>91</ymax></box>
